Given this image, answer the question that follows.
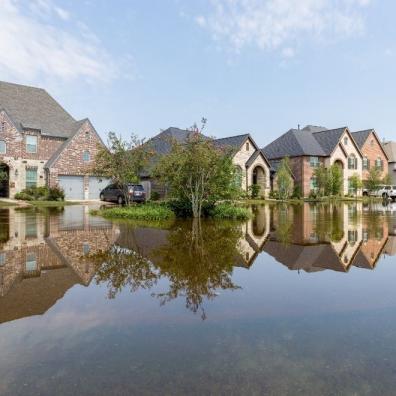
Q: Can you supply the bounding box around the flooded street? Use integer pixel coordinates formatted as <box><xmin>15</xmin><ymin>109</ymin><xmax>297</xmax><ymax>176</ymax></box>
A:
<box><xmin>1</xmin><ymin>202</ymin><xmax>396</xmax><ymax>395</ymax></box>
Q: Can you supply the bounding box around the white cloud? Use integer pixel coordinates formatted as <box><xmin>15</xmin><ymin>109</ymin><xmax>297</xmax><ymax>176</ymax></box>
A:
<box><xmin>0</xmin><ymin>0</ymin><xmax>119</xmax><ymax>83</ymax></box>
<box><xmin>281</xmin><ymin>47</ymin><xmax>295</xmax><ymax>58</ymax></box>
<box><xmin>197</xmin><ymin>0</ymin><xmax>371</xmax><ymax>53</ymax></box>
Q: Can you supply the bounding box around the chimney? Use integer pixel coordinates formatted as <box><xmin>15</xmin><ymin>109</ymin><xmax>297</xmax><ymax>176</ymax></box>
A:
<box><xmin>298</xmin><ymin>124</ymin><xmax>300</xmax><ymax>131</ymax></box>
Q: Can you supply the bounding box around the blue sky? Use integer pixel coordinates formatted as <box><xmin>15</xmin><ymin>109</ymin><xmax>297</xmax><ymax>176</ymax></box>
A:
<box><xmin>0</xmin><ymin>0</ymin><xmax>395</xmax><ymax>146</ymax></box>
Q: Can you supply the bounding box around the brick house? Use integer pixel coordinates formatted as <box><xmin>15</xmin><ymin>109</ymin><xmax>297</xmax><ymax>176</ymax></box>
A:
<box><xmin>0</xmin><ymin>81</ymin><xmax>108</xmax><ymax>200</ymax></box>
<box><xmin>383</xmin><ymin>141</ymin><xmax>396</xmax><ymax>184</ymax></box>
<box><xmin>141</xmin><ymin>127</ymin><xmax>271</xmax><ymax>198</ymax></box>
<box><xmin>351</xmin><ymin>129</ymin><xmax>389</xmax><ymax>182</ymax></box>
<box><xmin>262</xmin><ymin>125</ymin><xmax>364</xmax><ymax>197</ymax></box>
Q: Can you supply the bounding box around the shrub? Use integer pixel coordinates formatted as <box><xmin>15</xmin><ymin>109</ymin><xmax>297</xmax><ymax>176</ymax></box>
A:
<box><xmin>150</xmin><ymin>191</ymin><xmax>160</xmax><ymax>201</ymax></box>
<box><xmin>14</xmin><ymin>186</ymin><xmax>65</xmax><ymax>201</ymax></box>
<box><xmin>291</xmin><ymin>185</ymin><xmax>302</xmax><ymax>199</ymax></box>
<box><xmin>308</xmin><ymin>190</ymin><xmax>319</xmax><ymax>200</ymax></box>
<box><xmin>96</xmin><ymin>203</ymin><xmax>175</xmax><ymax>221</ymax></box>
<box><xmin>248</xmin><ymin>184</ymin><xmax>261</xmax><ymax>199</ymax></box>
<box><xmin>269</xmin><ymin>190</ymin><xmax>279</xmax><ymax>200</ymax></box>
<box><xmin>167</xmin><ymin>199</ymin><xmax>215</xmax><ymax>218</ymax></box>
<box><xmin>210</xmin><ymin>203</ymin><xmax>252</xmax><ymax>220</ymax></box>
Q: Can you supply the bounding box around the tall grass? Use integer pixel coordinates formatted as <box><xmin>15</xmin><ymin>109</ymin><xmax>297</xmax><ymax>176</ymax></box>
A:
<box><xmin>211</xmin><ymin>203</ymin><xmax>252</xmax><ymax>220</ymax></box>
<box><xmin>92</xmin><ymin>204</ymin><xmax>175</xmax><ymax>221</ymax></box>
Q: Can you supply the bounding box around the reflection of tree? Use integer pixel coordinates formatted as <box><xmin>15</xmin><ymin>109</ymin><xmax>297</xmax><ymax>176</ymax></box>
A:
<box><xmin>152</xmin><ymin>219</ymin><xmax>242</xmax><ymax>319</ymax></box>
<box><xmin>93</xmin><ymin>246</ymin><xmax>158</xmax><ymax>299</ymax></box>
<box><xmin>313</xmin><ymin>203</ymin><xmax>344</xmax><ymax>242</ymax></box>
<box><xmin>91</xmin><ymin>220</ymin><xmax>242</xmax><ymax>319</ymax></box>
<box><xmin>275</xmin><ymin>204</ymin><xmax>293</xmax><ymax>245</ymax></box>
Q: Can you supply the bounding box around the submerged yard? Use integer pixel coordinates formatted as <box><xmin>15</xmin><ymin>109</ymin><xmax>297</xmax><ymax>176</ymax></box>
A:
<box><xmin>0</xmin><ymin>201</ymin><xmax>396</xmax><ymax>395</ymax></box>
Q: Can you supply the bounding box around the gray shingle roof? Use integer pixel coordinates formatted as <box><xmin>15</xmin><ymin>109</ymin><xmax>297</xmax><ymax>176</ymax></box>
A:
<box><xmin>312</xmin><ymin>127</ymin><xmax>346</xmax><ymax>155</ymax></box>
<box><xmin>351</xmin><ymin>130</ymin><xmax>372</xmax><ymax>149</ymax></box>
<box><xmin>383</xmin><ymin>141</ymin><xmax>396</xmax><ymax>163</ymax></box>
<box><xmin>213</xmin><ymin>134</ymin><xmax>251</xmax><ymax>150</ymax></box>
<box><xmin>262</xmin><ymin>126</ymin><xmax>349</xmax><ymax>159</ymax></box>
<box><xmin>0</xmin><ymin>81</ymin><xmax>81</xmax><ymax>138</ymax></box>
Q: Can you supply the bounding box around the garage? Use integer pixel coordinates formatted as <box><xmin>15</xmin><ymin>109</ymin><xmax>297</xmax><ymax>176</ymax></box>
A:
<box><xmin>89</xmin><ymin>177</ymin><xmax>111</xmax><ymax>200</ymax></box>
<box><xmin>58</xmin><ymin>175</ymin><xmax>84</xmax><ymax>200</ymax></box>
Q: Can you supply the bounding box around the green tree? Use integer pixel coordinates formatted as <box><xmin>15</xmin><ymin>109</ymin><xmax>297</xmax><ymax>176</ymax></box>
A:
<box><xmin>154</xmin><ymin>124</ymin><xmax>239</xmax><ymax>218</ymax></box>
<box><xmin>314</xmin><ymin>165</ymin><xmax>328</xmax><ymax>197</ymax></box>
<box><xmin>348</xmin><ymin>174</ymin><xmax>363</xmax><ymax>198</ymax></box>
<box><xmin>366</xmin><ymin>167</ymin><xmax>383</xmax><ymax>192</ymax></box>
<box><xmin>327</xmin><ymin>163</ymin><xmax>343</xmax><ymax>196</ymax></box>
<box><xmin>92</xmin><ymin>132</ymin><xmax>151</xmax><ymax>203</ymax></box>
<box><xmin>382</xmin><ymin>173</ymin><xmax>392</xmax><ymax>186</ymax></box>
<box><xmin>276</xmin><ymin>157</ymin><xmax>293</xmax><ymax>200</ymax></box>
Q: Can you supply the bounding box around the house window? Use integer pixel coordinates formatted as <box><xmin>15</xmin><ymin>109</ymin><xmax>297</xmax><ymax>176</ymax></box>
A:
<box><xmin>348</xmin><ymin>230</ymin><xmax>358</xmax><ymax>246</ymax></box>
<box><xmin>0</xmin><ymin>140</ymin><xmax>5</xmax><ymax>154</ymax></box>
<box><xmin>246</xmin><ymin>142</ymin><xmax>250</xmax><ymax>151</ymax></box>
<box><xmin>26</xmin><ymin>135</ymin><xmax>38</xmax><ymax>153</ymax></box>
<box><xmin>25</xmin><ymin>253</ymin><xmax>37</xmax><ymax>272</ymax></box>
<box><xmin>25</xmin><ymin>214</ymin><xmax>37</xmax><ymax>238</ymax></box>
<box><xmin>348</xmin><ymin>154</ymin><xmax>357</xmax><ymax>170</ymax></box>
<box><xmin>362</xmin><ymin>157</ymin><xmax>370</xmax><ymax>170</ymax></box>
<box><xmin>83</xmin><ymin>151</ymin><xmax>90</xmax><ymax>162</ymax></box>
<box><xmin>375</xmin><ymin>157</ymin><xmax>383</xmax><ymax>170</ymax></box>
<box><xmin>0</xmin><ymin>252</ymin><xmax>5</xmax><ymax>266</ymax></box>
<box><xmin>309</xmin><ymin>156</ymin><xmax>320</xmax><ymax>168</ymax></box>
<box><xmin>83</xmin><ymin>243</ymin><xmax>90</xmax><ymax>255</ymax></box>
<box><xmin>310</xmin><ymin>177</ymin><xmax>318</xmax><ymax>191</ymax></box>
<box><xmin>85</xmin><ymin>131</ymin><xmax>90</xmax><ymax>140</ymax></box>
<box><xmin>26</xmin><ymin>168</ymin><xmax>37</xmax><ymax>188</ymax></box>
<box><xmin>344</xmin><ymin>137</ymin><xmax>348</xmax><ymax>146</ymax></box>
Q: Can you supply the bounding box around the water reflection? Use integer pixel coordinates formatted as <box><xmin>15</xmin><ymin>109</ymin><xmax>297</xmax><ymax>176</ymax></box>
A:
<box><xmin>0</xmin><ymin>202</ymin><xmax>395</xmax><ymax>323</ymax></box>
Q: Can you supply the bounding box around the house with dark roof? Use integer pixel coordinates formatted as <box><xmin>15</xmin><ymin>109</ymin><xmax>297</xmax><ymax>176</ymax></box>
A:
<box><xmin>0</xmin><ymin>81</ymin><xmax>108</xmax><ymax>200</ymax></box>
<box><xmin>262</xmin><ymin>125</ymin><xmax>364</xmax><ymax>197</ymax></box>
<box><xmin>141</xmin><ymin>127</ymin><xmax>271</xmax><ymax>198</ymax></box>
<box><xmin>383</xmin><ymin>141</ymin><xmax>396</xmax><ymax>184</ymax></box>
<box><xmin>351</xmin><ymin>129</ymin><xmax>388</xmax><ymax>183</ymax></box>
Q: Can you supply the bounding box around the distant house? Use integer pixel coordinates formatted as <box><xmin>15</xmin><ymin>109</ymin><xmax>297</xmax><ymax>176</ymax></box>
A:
<box><xmin>383</xmin><ymin>141</ymin><xmax>396</xmax><ymax>184</ymax></box>
<box><xmin>351</xmin><ymin>129</ymin><xmax>389</xmax><ymax>182</ymax></box>
<box><xmin>141</xmin><ymin>127</ymin><xmax>271</xmax><ymax>198</ymax></box>
<box><xmin>262</xmin><ymin>125</ymin><xmax>363</xmax><ymax>197</ymax></box>
<box><xmin>0</xmin><ymin>81</ymin><xmax>107</xmax><ymax>200</ymax></box>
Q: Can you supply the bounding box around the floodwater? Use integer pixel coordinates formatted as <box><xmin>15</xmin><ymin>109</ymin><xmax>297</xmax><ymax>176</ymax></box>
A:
<box><xmin>0</xmin><ymin>202</ymin><xmax>396</xmax><ymax>395</ymax></box>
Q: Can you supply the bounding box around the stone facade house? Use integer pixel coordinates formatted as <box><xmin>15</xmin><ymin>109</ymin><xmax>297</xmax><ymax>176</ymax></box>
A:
<box><xmin>0</xmin><ymin>81</ymin><xmax>107</xmax><ymax>200</ymax></box>
<box><xmin>351</xmin><ymin>129</ymin><xmax>389</xmax><ymax>182</ymax></box>
<box><xmin>141</xmin><ymin>127</ymin><xmax>271</xmax><ymax>198</ymax></box>
<box><xmin>262</xmin><ymin>125</ymin><xmax>364</xmax><ymax>197</ymax></box>
<box><xmin>383</xmin><ymin>141</ymin><xmax>396</xmax><ymax>184</ymax></box>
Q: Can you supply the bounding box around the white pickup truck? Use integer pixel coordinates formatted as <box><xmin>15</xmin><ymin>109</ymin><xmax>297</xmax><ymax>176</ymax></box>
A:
<box><xmin>363</xmin><ymin>185</ymin><xmax>396</xmax><ymax>200</ymax></box>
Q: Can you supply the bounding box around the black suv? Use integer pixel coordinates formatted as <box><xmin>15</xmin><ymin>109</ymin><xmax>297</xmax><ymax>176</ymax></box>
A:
<box><xmin>100</xmin><ymin>183</ymin><xmax>146</xmax><ymax>204</ymax></box>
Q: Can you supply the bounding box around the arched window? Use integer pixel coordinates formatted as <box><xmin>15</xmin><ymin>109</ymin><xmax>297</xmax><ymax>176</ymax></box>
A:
<box><xmin>348</xmin><ymin>154</ymin><xmax>357</xmax><ymax>170</ymax></box>
<box><xmin>0</xmin><ymin>140</ymin><xmax>5</xmax><ymax>154</ymax></box>
<box><xmin>83</xmin><ymin>151</ymin><xmax>90</xmax><ymax>162</ymax></box>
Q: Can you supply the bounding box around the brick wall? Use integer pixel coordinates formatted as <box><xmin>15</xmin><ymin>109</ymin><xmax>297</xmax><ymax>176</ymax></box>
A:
<box><xmin>360</xmin><ymin>132</ymin><xmax>389</xmax><ymax>180</ymax></box>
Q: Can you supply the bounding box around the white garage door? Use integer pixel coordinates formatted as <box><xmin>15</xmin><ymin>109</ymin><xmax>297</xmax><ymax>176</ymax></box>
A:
<box><xmin>89</xmin><ymin>177</ymin><xmax>111</xmax><ymax>200</ymax></box>
<box><xmin>58</xmin><ymin>175</ymin><xmax>84</xmax><ymax>200</ymax></box>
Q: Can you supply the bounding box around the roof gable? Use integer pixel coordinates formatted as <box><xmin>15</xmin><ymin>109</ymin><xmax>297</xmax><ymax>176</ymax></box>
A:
<box><xmin>352</xmin><ymin>129</ymin><xmax>389</xmax><ymax>161</ymax></box>
<box><xmin>312</xmin><ymin>127</ymin><xmax>347</xmax><ymax>155</ymax></box>
<box><xmin>0</xmin><ymin>81</ymin><xmax>81</xmax><ymax>138</ymax></box>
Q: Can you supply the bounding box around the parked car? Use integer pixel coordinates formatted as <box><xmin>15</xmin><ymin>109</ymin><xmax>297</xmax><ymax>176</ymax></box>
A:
<box><xmin>100</xmin><ymin>183</ymin><xmax>146</xmax><ymax>204</ymax></box>
<box><xmin>363</xmin><ymin>185</ymin><xmax>396</xmax><ymax>200</ymax></box>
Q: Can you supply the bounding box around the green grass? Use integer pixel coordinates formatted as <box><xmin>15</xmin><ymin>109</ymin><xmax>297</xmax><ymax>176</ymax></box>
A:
<box><xmin>0</xmin><ymin>199</ymin><xmax>17</xmax><ymax>207</ymax></box>
<box><xmin>91</xmin><ymin>203</ymin><xmax>175</xmax><ymax>221</ymax></box>
<box><xmin>211</xmin><ymin>203</ymin><xmax>252</xmax><ymax>220</ymax></box>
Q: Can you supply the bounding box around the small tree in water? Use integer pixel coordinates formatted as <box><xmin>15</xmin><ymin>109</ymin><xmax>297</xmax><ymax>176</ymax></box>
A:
<box><xmin>155</xmin><ymin>120</ymin><xmax>239</xmax><ymax>218</ymax></box>
<box><xmin>366</xmin><ymin>167</ymin><xmax>382</xmax><ymax>192</ymax></box>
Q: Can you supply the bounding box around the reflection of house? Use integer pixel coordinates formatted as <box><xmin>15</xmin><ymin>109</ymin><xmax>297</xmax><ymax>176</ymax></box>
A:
<box><xmin>263</xmin><ymin>203</ymin><xmax>390</xmax><ymax>273</ymax></box>
<box><xmin>141</xmin><ymin>127</ymin><xmax>271</xmax><ymax>198</ymax></box>
<box><xmin>0</xmin><ymin>206</ymin><xmax>118</xmax><ymax>324</ymax></box>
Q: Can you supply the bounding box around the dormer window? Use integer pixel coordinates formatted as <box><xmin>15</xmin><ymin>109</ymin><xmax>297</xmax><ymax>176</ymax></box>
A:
<box><xmin>0</xmin><ymin>140</ymin><xmax>5</xmax><ymax>154</ymax></box>
<box><xmin>246</xmin><ymin>142</ymin><xmax>250</xmax><ymax>151</ymax></box>
<box><xmin>26</xmin><ymin>135</ymin><xmax>37</xmax><ymax>153</ymax></box>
